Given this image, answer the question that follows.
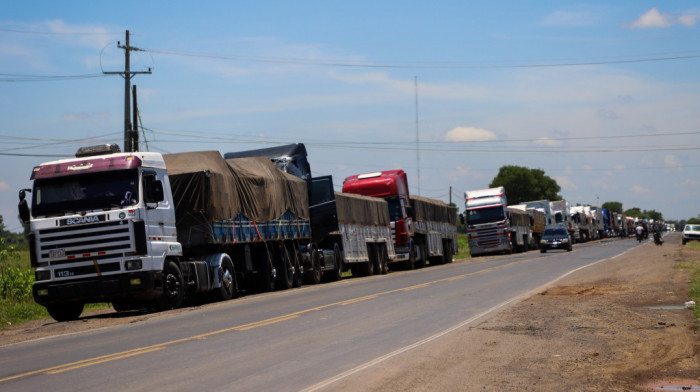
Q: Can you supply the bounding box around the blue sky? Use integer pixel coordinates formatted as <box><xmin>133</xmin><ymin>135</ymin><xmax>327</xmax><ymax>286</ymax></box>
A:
<box><xmin>1</xmin><ymin>1</ymin><xmax>699</xmax><ymax>231</ymax></box>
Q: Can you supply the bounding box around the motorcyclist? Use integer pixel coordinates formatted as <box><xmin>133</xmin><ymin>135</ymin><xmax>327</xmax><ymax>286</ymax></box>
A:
<box><xmin>635</xmin><ymin>224</ymin><xmax>644</xmax><ymax>242</ymax></box>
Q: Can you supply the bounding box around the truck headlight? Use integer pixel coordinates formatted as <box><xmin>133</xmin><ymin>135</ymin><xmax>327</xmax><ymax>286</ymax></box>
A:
<box><xmin>125</xmin><ymin>259</ymin><xmax>142</xmax><ymax>271</ymax></box>
<box><xmin>35</xmin><ymin>270</ymin><xmax>51</xmax><ymax>281</ymax></box>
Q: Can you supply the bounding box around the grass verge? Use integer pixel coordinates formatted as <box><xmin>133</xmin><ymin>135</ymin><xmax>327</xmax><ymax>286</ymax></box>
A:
<box><xmin>676</xmin><ymin>241</ymin><xmax>700</xmax><ymax>319</ymax></box>
<box><xmin>1</xmin><ymin>251</ymin><xmax>109</xmax><ymax>328</ymax></box>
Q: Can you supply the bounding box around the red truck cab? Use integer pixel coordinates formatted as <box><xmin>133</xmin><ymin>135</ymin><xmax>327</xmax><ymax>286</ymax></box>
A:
<box><xmin>342</xmin><ymin>170</ymin><xmax>414</xmax><ymax>262</ymax></box>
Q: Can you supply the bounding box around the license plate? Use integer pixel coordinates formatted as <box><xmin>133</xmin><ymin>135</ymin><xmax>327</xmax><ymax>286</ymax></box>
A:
<box><xmin>49</xmin><ymin>249</ymin><xmax>66</xmax><ymax>259</ymax></box>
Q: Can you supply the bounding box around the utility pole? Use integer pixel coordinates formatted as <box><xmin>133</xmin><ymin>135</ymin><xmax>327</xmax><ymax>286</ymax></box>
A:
<box><xmin>103</xmin><ymin>30</ymin><xmax>151</xmax><ymax>152</ymax></box>
<box><xmin>415</xmin><ymin>76</ymin><xmax>420</xmax><ymax>196</ymax></box>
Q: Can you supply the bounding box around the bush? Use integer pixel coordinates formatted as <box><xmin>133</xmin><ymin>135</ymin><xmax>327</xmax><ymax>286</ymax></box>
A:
<box><xmin>0</xmin><ymin>267</ymin><xmax>34</xmax><ymax>301</ymax></box>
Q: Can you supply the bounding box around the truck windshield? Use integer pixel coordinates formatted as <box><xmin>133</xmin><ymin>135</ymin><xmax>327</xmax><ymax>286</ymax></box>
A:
<box><xmin>466</xmin><ymin>206</ymin><xmax>505</xmax><ymax>225</ymax></box>
<box><xmin>32</xmin><ymin>169</ymin><xmax>139</xmax><ymax>217</ymax></box>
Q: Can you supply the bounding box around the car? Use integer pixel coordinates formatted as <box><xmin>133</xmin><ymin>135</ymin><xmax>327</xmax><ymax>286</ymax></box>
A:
<box><xmin>540</xmin><ymin>226</ymin><xmax>573</xmax><ymax>253</ymax></box>
<box><xmin>682</xmin><ymin>224</ymin><xmax>700</xmax><ymax>245</ymax></box>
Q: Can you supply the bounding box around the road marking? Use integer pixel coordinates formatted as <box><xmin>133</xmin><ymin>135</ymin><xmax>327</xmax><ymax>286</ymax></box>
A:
<box><xmin>299</xmin><ymin>248</ymin><xmax>635</xmax><ymax>392</ymax></box>
<box><xmin>0</xmin><ymin>253</ymin><xmax>585</xmax><ymax>383</ymax></box>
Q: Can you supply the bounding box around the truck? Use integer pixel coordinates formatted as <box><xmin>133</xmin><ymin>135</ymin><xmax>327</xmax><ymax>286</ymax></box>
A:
<box><xmin>342</xmin><ymin>170</ymin><xmax>457</xmax><ymax>269</ymax></box>
<box><xmin>19</xmin><ymin>143</ymin><xmax>395</xmax><ymax>322</ymax></box>
<box><xmin>463</xmin><ymin>187</ymin><xmax>530</xmax><ymax>256</ymax></box>
<box><xmin>409</xmin><ymin>195</ymin><xmax>459</xmax><ymax>266</ymax></box>
<box><xmin>509</xmin><ymin>204</ymin><xmax>546</xmax><ymax>248</ymax></box>
<box><xmin>225</xmin><ymin>143</ymin><xmax>396</xmax><ymax>279</ymax></box>
<box><xmin>570</xmin><ymin>205</ymin><xmax>592</xmax><ymax>242</ymax></box>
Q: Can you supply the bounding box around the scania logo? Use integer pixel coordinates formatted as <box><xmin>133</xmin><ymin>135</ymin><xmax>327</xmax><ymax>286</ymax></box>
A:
<box><xmin>61</xmin><ymin>215</ymin><xmax>105</xmax><ymax>226</ymax></box>
<box><xmin>66</xmin><ymin>216</ymin><xmax>100</xmax><ymax>225</ymax></box>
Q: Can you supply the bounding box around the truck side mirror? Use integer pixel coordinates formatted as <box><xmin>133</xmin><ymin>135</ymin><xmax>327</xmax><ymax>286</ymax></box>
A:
<box><xmin>18</xmin><ymin>189</ymin><xmax>31</xmax><ymax>223</ymax></box>
<box><xmin>459</xmin><ymin>213</ymin><xmax>465</xmax><ymax>225</ymax></box>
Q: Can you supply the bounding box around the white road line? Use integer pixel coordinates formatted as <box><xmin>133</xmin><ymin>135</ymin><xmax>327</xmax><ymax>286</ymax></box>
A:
<box><xmin>300</xmin><ymin>246</ymin><xmax>635</xmax><ymax>392</ymax></box>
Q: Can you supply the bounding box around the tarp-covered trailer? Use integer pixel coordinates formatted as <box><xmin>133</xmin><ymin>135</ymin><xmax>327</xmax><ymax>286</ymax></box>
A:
<box><xmin>410</xmin><ymin>195</ymin><xmax>458</xmax><ymax>266</ymax></box>
<box><xmin>164</xmin><ymin>151</ymin><xmax>311</xmax><ymax>292</ymax></box>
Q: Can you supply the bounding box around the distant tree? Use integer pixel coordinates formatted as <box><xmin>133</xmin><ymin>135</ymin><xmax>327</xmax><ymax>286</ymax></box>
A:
<box><xmin>624</xmin><ymin>208</ymin><xmax>663</xmax><ymax>221</ymax></box>
<box><xmin>489</xmin><ymin>165</ymin><xmax>561</xmax><ymax>205</ymax></box>
<box><xmin>603</xmin><ymin>202</ymin><xmax>623</xmax><ymax>213</ymax></box>
<box><xmin>624</xmin><ymin>207</ymin><xmax>641</xmax><ymax>217</ymax></box>
<box><xmin>687</xmin><ymin>217</ymin><xmax>700</xmax><ymax>224</ymax></box>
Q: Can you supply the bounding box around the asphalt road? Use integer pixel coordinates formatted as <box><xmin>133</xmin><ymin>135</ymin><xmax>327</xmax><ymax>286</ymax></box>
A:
<box><xmin>0</xmin><ymin>238</ymin><xmax>640</xmax><ymax>392</ymax></box>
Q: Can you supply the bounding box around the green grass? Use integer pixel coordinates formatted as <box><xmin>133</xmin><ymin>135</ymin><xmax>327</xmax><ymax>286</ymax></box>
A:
<box><xmin>0</xmin><ymin>250</ymin><xmax>109</xmax><ymax>327</ymax></box>
<box><xmin>454</xmin><ymin>233</ymin><xmax>471</xmax><ymax>260</ymax></box>
<box><xmin>676</xmin><ymin>241</ymin><xmax>700</xmax><ymax>319</ymax></box>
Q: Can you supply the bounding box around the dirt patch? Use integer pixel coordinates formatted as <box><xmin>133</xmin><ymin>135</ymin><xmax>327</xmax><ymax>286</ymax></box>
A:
<box><xmin>332</xmin><ymin>234</ymin><xmax>700</xmax><ymax>392</ymax></box>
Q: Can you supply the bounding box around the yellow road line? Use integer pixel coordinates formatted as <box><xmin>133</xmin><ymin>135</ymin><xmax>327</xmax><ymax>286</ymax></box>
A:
<box><xmin>1</xmin><ymin>257</ymin><xmax>536</xmax><ymax>383</ymax></box>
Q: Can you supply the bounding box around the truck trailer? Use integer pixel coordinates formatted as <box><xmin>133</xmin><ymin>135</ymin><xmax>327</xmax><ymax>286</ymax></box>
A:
<box><xmin>225</xmin><ymin>143</ymin><xmax>396</xmax><ymax>280</ymax></box>
<box><xmin>342</xmin><ymin>170</ymin><xmax>457</xmax><ymax>269</ymax></box>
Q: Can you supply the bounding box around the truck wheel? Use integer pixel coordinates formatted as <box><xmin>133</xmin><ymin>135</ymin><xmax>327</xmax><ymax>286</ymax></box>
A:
<box><xmin>380</xmin><ymin>246</ymin><xmax>388</xmax><ymax>275</ymax></box>
<box><xmin>415</xmin><ymin>243</ymin><xmax>427</xmax><ymax>268</ymax></box>
<box><xmin>304</xmin><ymin>249</ymin><xmax>322</xmax><ymax>285</ymax></box>
<box><xmin>540</xmin><ymin>249</ymin><xmax>546</xmax><ymax>253</ymax></box>
<box><xmin>327</xmin><ymin>243</ymin><xmax>343</xmax><ymax>282</ymax></box>
<box><xmin>259</xmin><ymin>250</ymin><xmax>276</xmax><ymax>293</ymax></box>
<box><xmin>291</xmin><ymin>244</ymin><xmax>303</xmax><ymax>288</ymax></box>
<box><xmin>442</xmin><ymin>240</ymin><xmax>453</xmax><ymax>264</ymax></box>
<box><xmin>217</xmin><ymin>257</ymin><xmax>238</xmax><ymax>301</ymax></box>
<box><xmin>276</xmin><ymin>244</ymin><xmax>294</xmax><ymax>290</ymax></box>
<box><xmin>46</xmin><ymin>302</ymin><xmax>84</xmax><ymax>322</ymax></box>
<box><xmin>154</xmin><ymin>260</ymin><xmax>184</xmax><ymax>311</ymax></box>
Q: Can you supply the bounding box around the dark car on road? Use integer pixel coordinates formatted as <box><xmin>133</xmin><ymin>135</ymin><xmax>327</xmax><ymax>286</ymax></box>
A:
<box><xmin>540</xmin><ymin>226</ymin><xmax>573</xmax><ymax>253</ymax></box>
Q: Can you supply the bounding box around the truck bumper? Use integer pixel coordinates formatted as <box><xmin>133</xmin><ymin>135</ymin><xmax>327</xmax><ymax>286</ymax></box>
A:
<box><xmin>33</xmin><ymin>271</ymin><xmax>164</xmax><ymax>305</ymax></box>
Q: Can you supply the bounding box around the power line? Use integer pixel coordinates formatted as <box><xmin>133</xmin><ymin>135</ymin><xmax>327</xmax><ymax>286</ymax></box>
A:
<box><xmin>0</xmin><ymin>73</ymin><xmax>110</xmax><ymax>82</ymax></box>
<box><xmin>142</xmin><ymin>47</ymin><xmax>700</xmax><ymax>69</ymax></box>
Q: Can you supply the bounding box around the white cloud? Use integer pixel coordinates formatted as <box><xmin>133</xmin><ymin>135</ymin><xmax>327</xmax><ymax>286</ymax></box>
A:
<box><xmin>533</xmin><ymin>137</ymin><xmax>563</xmax><ymax>147</ymax></box>
<box><xmin>614</xmin><ymin>165</ymin><xmax>626</xmax><ymax>171</ymax></box>
<box><xmin>542</xmin><ymin>10</ymin><xmax>600</xmax><ymax>27</ymax></box>
<box><xmin>631</xmin><ymin>185</ymin><xmax>651</xmax><ymax>194</ymax></box>
<box><xmin>664</xmin><ymin>154</ymin><xmax>682</xmax><ymax>169</ymax></box>
<box><xmin>555</xmin><ymin>176</ymin><xmax>578</xmax><ymax>191</ymax></box>
<box><xmin>676</xmin><ymin>178</ymin><xmax>700</xmax><ymax>188</ymax></box>
<box><xmin>625</xmin><ymin>8</ymin><xmax>700</xmax><ymax>29</ymax></box>
<box><xmin>678</xmin><ymin>13</ymin><xmax>700</xmax><ymax>26</ymax></box>
<box><xmin>0</xmin><ymin>181</ymin><xmax>10</xmax><ymax>191</ymax></box>
<box><xmin>445</xmin><ymin>126</ymin><xmax>497</xmax><ymax>142</ymax></box>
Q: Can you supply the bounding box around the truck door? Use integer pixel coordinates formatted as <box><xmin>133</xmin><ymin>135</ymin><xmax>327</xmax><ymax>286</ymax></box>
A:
<box><xmin>309</xmin><ymin>176</ymin><xmax>339</xmax><ymax>244</ymax></box>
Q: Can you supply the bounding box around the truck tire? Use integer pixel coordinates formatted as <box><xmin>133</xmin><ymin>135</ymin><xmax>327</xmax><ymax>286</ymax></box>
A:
<box><xmin>46</xmin><ymin>302</ymin><xmax>84</xmax><ymax>322</ymax></box>
<box><xmin>217</xmin><ymin>257</ymin><xmax>238</xmax><ymax>301</ymax></box>
<box><xmin>259</xmin><ymin>249</ymin><xmax>276</xmax><ymax>293</ymax></box>
<box><xmin>276</xmin><ymin>244</ymin><xmax>294</xmax><ymax>290</ymax></box>
<box><xmin>153</xmin><ymin>260</ymin><xmax>184</xmax><ymax>311</ymax></box>
<box><xmin>304</xmin><ymin>248</ymin><xmax>322</xmax><ymax>285</ymax></box>
<box><xmin>379</xmin><ymin>245</ymin><xmax>388</xmax><ymax>275</ymax></box>
<box><xmin>291</xmin><ymin>244</ymin><xmax>303</xmax><ymax>288</ymax></box>
<box><xmin>415</xmin><ymin>242</ymin><xmax>426</xmax><ymax>268</ymax></box>
<box><xmin>442</xmin><ymin>240</ymin><xmax>453</xmax><ymax>264</ymax></box>
<box><xmin>327</xmin><ymin>243</ymin><xmax>343</xmax><ymax>282</ymax></box>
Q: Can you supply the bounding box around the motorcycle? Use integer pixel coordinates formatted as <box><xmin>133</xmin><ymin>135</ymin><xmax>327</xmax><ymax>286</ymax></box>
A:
<box><xmin>653</xmin><ymin>233</ymin><xmax>663</xmax><ymax>246</ymax></box>
<box><xmin>636</xmin><ymin>231</ymin><xmax>644</xmax><ymax>243</ymax></box>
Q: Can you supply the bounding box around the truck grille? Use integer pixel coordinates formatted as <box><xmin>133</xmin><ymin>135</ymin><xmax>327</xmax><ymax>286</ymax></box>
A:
<box><xmin>37</xmin><ymin>220</ymin><xmax>136</xmax><ymax>266</ymax></box>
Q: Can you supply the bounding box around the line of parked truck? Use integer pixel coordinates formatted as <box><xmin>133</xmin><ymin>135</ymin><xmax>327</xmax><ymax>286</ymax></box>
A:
<box><xmin>18</xmin><ymin>143</ymin><xmax>458</xmax><ymax>321</ymax></box>
<box><xmin>463</xmin><ymin>186</ymin><xmax>664</xmax><ymax>257</ymax></box>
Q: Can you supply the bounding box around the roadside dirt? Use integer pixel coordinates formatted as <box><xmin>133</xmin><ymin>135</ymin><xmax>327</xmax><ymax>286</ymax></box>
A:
<box><xmin>2</xmin><ymin>234</ymin><xmax>699</xmax><ymax>391</ymax></box>
<box><xmin>332</xmin><ymin>232</ymin><xmax>700</xmax><ymax>392</ymax></box>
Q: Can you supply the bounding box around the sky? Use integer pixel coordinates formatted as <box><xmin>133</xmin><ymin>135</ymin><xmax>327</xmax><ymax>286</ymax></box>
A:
<box><xmin>1</xmin><ymin>1</ymin><xmax>699</xmax><ymax>232</ymax></box>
